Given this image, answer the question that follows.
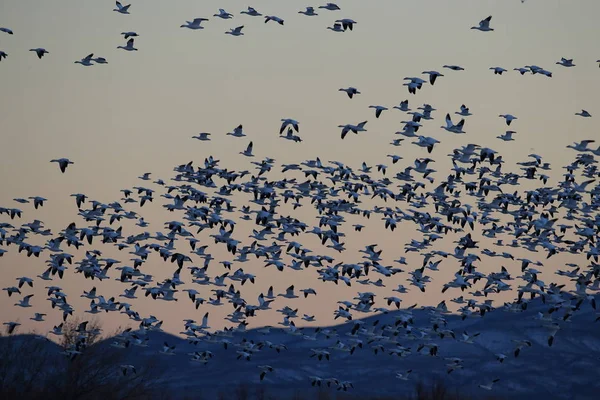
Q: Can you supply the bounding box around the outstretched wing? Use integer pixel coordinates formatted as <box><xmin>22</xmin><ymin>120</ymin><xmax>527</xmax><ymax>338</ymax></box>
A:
<box><xmin>480</xmin><ymin>15</ymin><xmax>492</xmax><ymax>28</ymax></box>
<box><xmin>445</xmin><ymin>113</ymin><xmax>452</xmax><ymax>128</ymax></box>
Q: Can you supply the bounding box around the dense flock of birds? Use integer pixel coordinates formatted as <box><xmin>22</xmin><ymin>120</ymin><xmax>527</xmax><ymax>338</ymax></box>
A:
<box><xmin>2</xmin><ymin>1</ymin><xmax>600</xmax><ymax>394</ymax></box>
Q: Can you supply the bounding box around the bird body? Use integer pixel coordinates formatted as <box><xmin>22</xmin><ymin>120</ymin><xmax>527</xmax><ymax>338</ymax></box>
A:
<box><xmin>30</xmin><ymin>48</ymin><xmax>49</xmax><ymax>59</ymax></box>
<box><xmin>50</xmin><ymin>158</ymin><xmax>74</xmax><ymax>173</ymax></box>
<box><xmin>114</xmin><ymin>1</ymin><xmax>131</xmax><ymax>14</ymax></box>
<box><xmin>472</xmin><ymin>16</ymin><xmax>493</xmax><ymax>31</ymax></box>
<box><xmin>117</xmin><ymin>38</ymin><xmax>137</xmax><ymax>51</ymax></box>
<box><xmin>181</xmin><ymin>18</ymin><xmax>209</xmax><ymax>30</ymax></box>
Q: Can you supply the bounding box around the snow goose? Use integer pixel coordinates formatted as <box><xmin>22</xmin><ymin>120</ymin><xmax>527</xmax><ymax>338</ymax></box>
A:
<box><xmin>575</xmin><ymin>109</ymin><xmax>592</xmax><ymax>117</ymax></box>
<box><xmin>4</xmin><ymin>322</ymin><xmax>20</xmax><ymax>334</ymax></box>
<box><xmin>300</xmin><ymin>288</ymin><xmax>317</xmax><ymax>298</ymax></box>
<box><xmin>17</xmin><ymin>277</ymin><xmax>33</xmax><ymax>288</ymax></box>
<box><xmin>513</xmin><ymin>339</ymin><xmax>532</xmax><ymax>357</ymax></box>
<box><xmin>264</xmin><ymin>286</ymin><xmax>275</xmax><ymax>299</ymax></box>
<box><xmin>497</xmin><ymin>130</ymin><xmax>516</xmax><ymax>141</ymax></box>
<box><xmin>265</xmin><ymin>15</ymin><xmax>284</xmax><ymax>25</ymax></box>
<box><xmin>422</xmin><ymin>70</ymin><xmax>444</xmax><ymax>85</ymax></box>
<box><xmin>31</xmin><ymin>313</ymin><xmax>46</xmax><ymax>322</ymax></box>
<box><xmin>443</xmin><ymin>65</ymin><xmax>464</xmax><ymax>71</ymax></box>
<box><xmin>214</xmin><ymin>9</ymin><xmax>234</xmax><ymax>19</ymax></box>
<box><xmin>339</xmin><ymin>121</ymin><xmax>367</xmax><ymax>139</ymax></box>
<box><xmin>393</xmin><ymin>100</ymin><xmax>410</xmax><ymax>112</ymax></box>
<box><xmin>566</xmin><ymin>140</ymin><xmax>595</xmax><ymax>152</ymax></box>
<box><xmin>278</xmin><ymin>285</ymin><xmax>299</xmax><ymax>299</ymax></box>
<box><xmin>479</xmin><ymin>379</ymin><xmax>500</xmax><ymax>390</ymax></box>
<box><xmin>258</xmin><ymin>365</ymin><xmax>274</xmax><ymax>381</ymax></box>
<box><xmin>319</xmin><ymin>3</ymin><xmax>341</xmax><ymax>11</ymax></box>
<box><xmin>3</xmin><ymin>286</ymin><xmax>21</xmax><ymax>296</ymax></box>
<box><xmin>240</xmin><ymin>141</ymin><xmax>254</xmax><ymax>157</ymax></box>
<box><xmin>281</xmin><ymin>127</ymin><xmax>302</xmax><ymax>142</ymax></box>
<box><xmin>299</xmin><ymin>7</ymin><xmax>318</xmax><ymax>16</ymax></box>
<box><xmin>455</xmin><ymin>104</ymin><xmax>472</xmax><ymax>116</ymax></box>
<box><xmin>75</xmin><ymin>53</ymin><xmax>95</xmax><ymax>66</ymax></box>
<box><xmin>499</xmin><ymin>114</ymin><xmax>517</xmax><ymax>125</ymax></box>
<box><xmin>490</xmin><ymin>67</ymin><xmax>506</xmax><ymax>75</ymax></box>
<box><xmin>471</xmin><ymin>16</ymin><xmax>493</xmax><ymax>31</ymax></box>
<box><xmin>556</xmin><ymin>57</ymin><xmax>575</xmax><ymax>67</ymax></box>
<box><xmin>15</xmin><ymin>294</ymin><xmax>33</xmax><ymax>308</ymax></box>
<box><xmin>460</xmin><ymin>330</ymin><xmax>480</xmax><ymax>344</ymax></box>
<box><xmin>37</xmin><ymin>267</ymin><xmax>53</xmax><ymax>281</ymax></box>
<box><xmin>339</xmin><ymin>87</ymin><xmax>360</xmax><ymax>98</ymax></box>
<box><xmin>227</xmin><ymin>124</ymin><xmax>246</xmax><ymax>137</ymax></box>
<box><xmin>303</xmin><ymin>314</ymin><xmax>316</xmax><ymax>322</ymax></box>
<box><xmin>0</xmin><ymin>27</ymin><xmax>13</xmax><ymax>35</ymax></box>
<box><xmin>412</xmin><ymin>136</ymin><xmax>440</xmax><ymax>153</ymax></box>
<box><xmin>113</xmin><ymin>1</ymin><xmax>131</xmax><ymax>14</ymax></box>
<box><xmin>514</xmin><ymin>67</ymin><xmax>529</xmax><ymax>75</ymax></box>
<box><xmin>225</xmin><ymin>26</ymin><xmax>244</xmax><ymax>36</ymax></box>
<box><xmin>181</xmin><ymin>18</ymin><xmax>209</xmax><ymax>30</ymax></box>
<box><xmin>327</xmin><ymin>23</ymin><xmax>344</xmax><ymax>32</ymax></box>
<box><xmin>117</xmin><ymin>38</ymin><xmax>137</xmax><ymax>51</ymax></box>
<box><xmin>241</xmin><ymin>7</ymin><xmax>262</xmax><ymax>16</ymax></box>
<box><xmin>396</xmin><ymin>370</ymin><xmax>412</xmax><ymax>380</ymax></box>
<box><xmin>81</xmin><ymin>287</ymin><xmax>97</xmax><ymax>299</ymax></box>
<box><xmin>198</xmin><ymin>312</ymin><xmax>210</xmax><ymax>330</ymax></box>
<box><xmin>441</xmin><ymin>113</ymin><xmax>465</xmax><ymax>134</ymax></box>
<box><xmin>30</xmin><ymin>48</ymin><xmax>49</xmax><ymax>59</ymax></box>
<box><xmin>192</xmin><ymin>132</ymin><xmax>211</xmax><ymax>140</ymax></box>
<box><xmin>121</xmin><ymin>31</ymin><xmax>138</xmax><ymax>39</ymax></box>
<box><xmin>280</xmin><ymin>118</ymin><xmax>299</xmax><ymax>134</ymax></box>
<box><xmin>50</xmin><ymin>158</ymin><xmax>73</xmax><ymax>173</ymax></box>
<box><xmin>526</xmin><ymin>65</ymin><xmax>552</xmax><ymax>77</ymax></box>
<box><xmin>0</xmin><ymin>51</ymin><xmax>7</xmax><ymax>61</ymax></box>
<box><xmin>369</xmin><ymin>105</ymin><xmax>388</xmax><ymax>118</ymax></box>
<box><xmin>160</xmin><ymin>342</ymin><xmax>176</xmax><ymax>355</ymax></box>
<box><xmin>335</xmin><ymin>19</ymin><xmax>357</xmax><ymax>31</ymax></box>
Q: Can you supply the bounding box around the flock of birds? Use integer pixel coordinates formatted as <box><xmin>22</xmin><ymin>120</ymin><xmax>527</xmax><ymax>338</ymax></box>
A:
<box><xmin>2</xmin><ymin>1</ymin><xmax>600</xmax><ymax>395</ymax></box>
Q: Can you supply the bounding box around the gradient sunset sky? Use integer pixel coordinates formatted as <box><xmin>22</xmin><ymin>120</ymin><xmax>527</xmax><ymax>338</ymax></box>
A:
<box><xmin>1</xmin><ymin>0</ymin><xmax>599</xmax><ymax>336</ymax></box>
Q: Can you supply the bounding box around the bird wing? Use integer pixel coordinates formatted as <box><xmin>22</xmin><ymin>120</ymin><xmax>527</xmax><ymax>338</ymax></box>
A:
<box><xmin>246</xmin><ymin>142</ymin><xmax>253</xmax><ymax>153</ymax></box>
<box><xmin>445</xmin><ymin>113</ymin><xmax>452</xmax><ymax>128</ymax></box>
<box><xmin>280</xmin><ymin>120</ymin><xmax>288</xmax><ymax>134</ymax></box>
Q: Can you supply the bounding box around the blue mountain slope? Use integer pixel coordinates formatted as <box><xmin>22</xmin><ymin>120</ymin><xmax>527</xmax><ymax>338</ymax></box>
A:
<box><xmin>3</xmin><ymin>301</ymin><xmax>599</xmax><ymax>399</ymax></box>
<box><xmin>99</xmin><ymin>299</ymin><xmax>600</xmax><ymax>399</ymax></box>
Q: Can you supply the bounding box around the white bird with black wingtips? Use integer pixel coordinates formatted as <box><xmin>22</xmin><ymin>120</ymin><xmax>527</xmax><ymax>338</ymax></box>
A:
<box><xmin>113</xmin><ymin>1</ymin><xmax>131</xmax><ymax>15</ymax></box>
<box><xmin>50</xmin><ymin>158</ymin><xmax>74</xmax><ymax>173</ymax></box>
<box><xmin>471</xmin><ymin>16</ymin><xmax>493</xmax><ymax>31</ymax></box>
<box><xmin>181</xmin><ymin>18</ymin><xmax>209</xmax><ymax>30</ymax></box>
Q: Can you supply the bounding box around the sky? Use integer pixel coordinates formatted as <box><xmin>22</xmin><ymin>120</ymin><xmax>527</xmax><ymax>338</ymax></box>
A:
<box><xmin>1</xmin><ymin>0</ymin><xmax>599</xmax><ymax>337</ymax></box>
